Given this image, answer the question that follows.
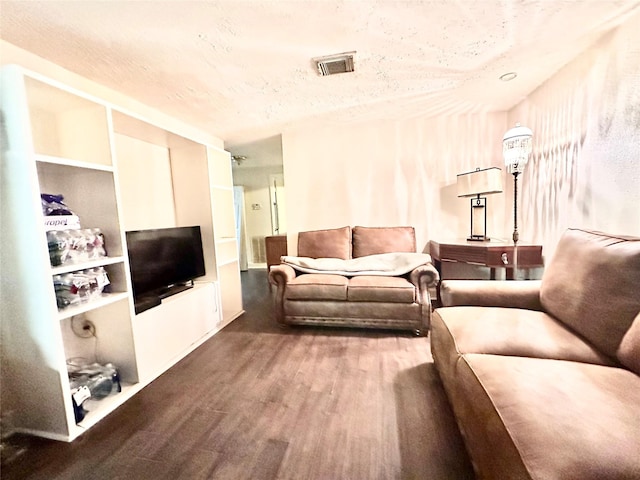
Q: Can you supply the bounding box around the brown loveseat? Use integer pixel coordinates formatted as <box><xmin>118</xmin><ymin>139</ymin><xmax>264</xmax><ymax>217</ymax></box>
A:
<box><xmin>431</xmin><ymin>228</ymin><xmax>640</xmax><ymax>479</ymax></box>
<box><xmin>269</xmin><ymin>226</ymin><xmax>439</xmax><ymax>335</ymax></box>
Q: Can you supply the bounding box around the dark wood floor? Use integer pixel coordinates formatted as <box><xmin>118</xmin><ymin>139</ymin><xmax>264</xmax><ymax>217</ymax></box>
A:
<box><xmin>1</xmin><ymin>269</ymin><xmax>474</xmax><ymax>480</ymax></box>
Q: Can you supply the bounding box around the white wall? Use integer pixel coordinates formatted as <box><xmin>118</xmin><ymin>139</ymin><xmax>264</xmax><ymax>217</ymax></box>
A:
<box><xmin>283</xmin><ymin>113</ymin><xmax>508</xmax><ymax>254</ymax></box>
<box><xmin>282</xmin><ymin>11</ymin><xmax>640</xmax><ymax>261</ymax></box>
<box><xmin>509</xmin><ymin>15</ymin><xmax>640</xmax><ymax>258</ymax></box>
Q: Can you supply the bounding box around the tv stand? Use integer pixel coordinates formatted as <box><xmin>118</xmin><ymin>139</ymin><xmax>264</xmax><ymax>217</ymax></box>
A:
<box><xmin>134</xmin><ymin>283</ymin><xmax>195</xmax><ymax>314</ymax></box>
<box><xmin>133</xmin><ymin>283</ymin><xmax>219</xmax><ymax>380</ymax></box>
<box><xmin>157</xmin><ymin>282</ymin><xmax>193</xmax><ymax>300</ymax></box>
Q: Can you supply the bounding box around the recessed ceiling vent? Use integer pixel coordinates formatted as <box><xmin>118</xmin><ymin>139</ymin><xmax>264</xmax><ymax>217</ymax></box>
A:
<box><xmin>314</xmin><ymin>51</ymin><xmax>356</xmax><ymax>76</ymax></box>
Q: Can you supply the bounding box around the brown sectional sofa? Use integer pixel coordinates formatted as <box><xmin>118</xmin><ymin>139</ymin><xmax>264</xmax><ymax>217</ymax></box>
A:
<box><xmin>269</xmin><ymin>226</ymin><xmax>439</xmax><ymax>335</ymax></box>
<box><xmin>431</xmin><ymin>228</ymin><xmax>640</xmax><ymax>479</ymax></box>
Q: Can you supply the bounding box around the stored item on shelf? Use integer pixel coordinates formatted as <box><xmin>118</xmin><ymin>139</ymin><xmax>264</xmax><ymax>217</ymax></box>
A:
<box><xmin>67</xmin><ymin>229</ymin><xmax>88</xmax><ymax>263</ymax></box>
<box><xmin>41</xmin><ymin>193</ymin><xmax>81</xmax><ymax>231</ymax></box>
<box><xmin>47</xmin><ymin>228</ymin><xmax>107</xmax><ymax>267</ymax></box>
<box><xmin>41</xmin><ymin>193</ymin><xmax>75</xmax><ymax>216</ymax></box>
<box><xmin>87</xmin><ymin>266</ymin><xmax>111</xmax><ymax>298</ymax></box>
<box><xmin>68</xmin><ymin>362</ymin><xmax>122</xmax><ymax>423</ymax></box>
<box><xmin>87</xmin><ymin>228</ymin><xmax>107</xmax><ymax>258</ymax></box>
<box><xmin>44</xmin><ymin>215</ymin><xmax>81</xmax><ymax>231</ymax></box>
<box><xmin>53</xmin><ymin>267</ymin><xmax>110</xmax><ymax>309</ymax></box>
<box><xmin>47</xmin><ymin>230</ymin><xmax>71</xmax><ymax>266</ymax></box>
<box><xmin>71</xmin><ymin>386</ymin><xmax>90</xmax><ymax>423</ymax></box>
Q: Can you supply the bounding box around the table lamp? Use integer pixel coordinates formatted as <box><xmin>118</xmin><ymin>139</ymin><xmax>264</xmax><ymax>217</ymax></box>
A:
<box><xmin>457</xmin><ymin>166</ymin><xmax>503</xmax><ymax>241</ymax></box>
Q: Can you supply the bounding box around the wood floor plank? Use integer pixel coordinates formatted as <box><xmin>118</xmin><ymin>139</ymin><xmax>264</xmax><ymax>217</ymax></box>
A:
<box><xmin>1</xmin><ymin>269</ymin><xmax>475</xmax><ymax>480</ymax></box>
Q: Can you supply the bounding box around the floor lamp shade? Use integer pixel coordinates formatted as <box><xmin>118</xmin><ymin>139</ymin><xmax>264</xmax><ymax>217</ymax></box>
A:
<box><xmin>457</xmin><ymin>167</ymin><xmax>503</xmax><ymax>241</ymax></box>
<box><xmin>503</xmin><ymin>123</ymin><xmax>533</xmax><ymax>174</ymax></box>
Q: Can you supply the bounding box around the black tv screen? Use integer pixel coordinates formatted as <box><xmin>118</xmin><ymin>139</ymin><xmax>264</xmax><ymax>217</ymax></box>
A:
<box><xmin>126</xmin><ymin>226</ymin><xmax>206</xmax><ymax>300</ymax></box>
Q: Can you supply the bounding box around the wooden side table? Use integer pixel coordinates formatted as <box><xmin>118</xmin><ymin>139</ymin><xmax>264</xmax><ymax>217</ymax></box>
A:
<box><xmin>428</xmin><ymin>239</ymin><xmax>544</xmax><ymax>303</ymax></box>
<box><xmin>265</xmin><ymin>234</ymin><xmax>288</xmax><ymax>280</ymax></box>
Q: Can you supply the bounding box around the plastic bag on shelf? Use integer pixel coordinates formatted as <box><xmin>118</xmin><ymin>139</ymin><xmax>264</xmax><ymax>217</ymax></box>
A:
<box><xmin>82</xmin><ymin>267</ymin><xmax>111</xmax><ymax>299</ymax></box>
<box><xmin>47</xmin><ymin>230</ymin><xmax>71</xmax><ymax>266</ymax></box>
<box><xmin>68</xmin><ymin>361</ymin><xmax>122</xmax><ymax>423</ymax></box>
<box><xmin>41</xmin><ymin>193</ymin><xmax>76</xmax><ymax>216</ymax></box>
<box><xmin>68</xmin><ymin>362</ymin><xmax>121</xmax><ymax>400</ymax></box>
<box><xmin>54</xmin><ymin>274</ymin><xmax>85</xmax><ymax>308</ymax></box>
<box><xmin>67</xmin><ymin>229</ymin><xmax>89</xmax><ymax>263</ymax></box>
<box><xmin>42</xmin><ymin>193</ymin><xmax>81</xmax><ymax>231</ymax></box>
<box><xmin>86</xmin><ymin>228</ymin><xmax>107</xmax><ymax>258</ymax></box>
<box><xmin>54</xmin><ymin>268</ymin><xmax>111</xmax><ymax>308</ymax></box>
<box><xmin>47</xmin><ymin>228</ymin><xmax>108</xmax><ymax>267</ymax></box>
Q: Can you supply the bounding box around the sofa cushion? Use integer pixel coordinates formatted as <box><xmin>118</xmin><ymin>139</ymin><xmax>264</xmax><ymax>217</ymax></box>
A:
<box><xmin>540</xmin><ymin>228</ymin><xmax>640</xmax><ymax>360</ymax></box>
<box><xmin>285</xmin><ymin>274</ymin><xmax>348</xmax><ymax>301</ymax></box>
<box><xmin>432</xmin><ymin>306</ymin><xmax>617</xmax><ymax>366</ymax></box>
<box><xmin>617</xmin><ymin>311</ymin><xmax>640</xmax><ymax>375</ymax></box>
<box><xmin>347</xmin><ymin>276</ymin><xmax>416</xmax><ymax>303</ymax></box>
<box><xmin>455</xmin><ymin>354</ymin><xmax>640</xmax><ymax>480</ymax></box>
<box><xmin>297</xmin><ymin>226</ymin><xmax>351</xmax><ymax>259</ymax></box>
<box><xmin>352</xmin><ymin>226</ymin><xmax>416</xmax><ymax>258</ymax></box>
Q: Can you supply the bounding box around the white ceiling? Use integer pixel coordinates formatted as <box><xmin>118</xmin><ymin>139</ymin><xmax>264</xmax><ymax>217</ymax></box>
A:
<box><xmin>1</xmin><ymin>1</ymin><xmax>639</xmax><ymax>167</ymax></box>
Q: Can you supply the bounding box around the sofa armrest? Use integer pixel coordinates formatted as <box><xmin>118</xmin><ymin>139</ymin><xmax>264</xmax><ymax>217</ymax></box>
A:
<box><xmin>268</xmin><ymin>264</ymin><xmax>297</xmax><ymax>325</ymax></box>
<box><xmin>440</xmin><ymin>280</ymin><xmax>543</xmax><ymax>310</ymax></box>
<box><xmin>268</xmin><ymin>264</ymin><xmax>297</xmax><ymax>286</ymax></box>
<box><xmin>409</xmin><ymin>263</ymin><xmax>440</xmax><ymax>304</ymax></box>
<box><xmin>409</xmin><ymin>263</ymin><xmax>440</xmax><ymax>289</ymax></box>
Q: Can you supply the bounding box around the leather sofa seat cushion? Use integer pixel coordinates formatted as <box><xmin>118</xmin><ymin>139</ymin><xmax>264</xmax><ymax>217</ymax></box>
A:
<box><xmin>540</xmin><ymin>228</ymin><xmax>640</xmax><ymax>360</ymax></box>
<box><xmin>455</xmin><ymin>354</ymin><xmax>640</xmax><ymax>480</ymax></box>
<box><xmin>347</xmin><ymin>276</ymin><xmax>416</xmax><ymax>303</ymax></box>
<box><xmin>352</xmin><ymin>226</ymin><xmax>416</xmax><ymax>257</ymax></box>
<box><xmin>297</xmin><ymin>226</ymin><xmax>351</xmax><ymax>259</ymax></box>
<box><xmin>432</xmin><ymin>306</ymin><xmax>616</xmax><ymax>366</ymax></box>
<box><xmin>285</xmin><ymin>274</ymin><xmax>348</xmax><ymax>301</ymax></box>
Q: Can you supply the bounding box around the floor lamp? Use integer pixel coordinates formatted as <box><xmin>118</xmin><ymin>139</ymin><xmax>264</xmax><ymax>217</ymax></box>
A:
<box><xmin>503</xmin><ymin>123</ymin><xmax>533</xmax><ymax>276</ymax></box>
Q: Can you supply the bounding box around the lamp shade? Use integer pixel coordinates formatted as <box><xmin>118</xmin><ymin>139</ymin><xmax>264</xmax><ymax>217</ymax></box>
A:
<box><xmin>457</xmin><ymin>167</ymin><xmax>503</xmax><ymax>198</ymax></box>
<box><xmin>503</xmin><ymin>123</ymin><xmax>533</xmax><ymax>174</ymax></box>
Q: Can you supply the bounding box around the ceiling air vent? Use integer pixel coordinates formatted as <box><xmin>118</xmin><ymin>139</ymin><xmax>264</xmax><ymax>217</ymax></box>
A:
<box><xmin>314</xmin><ymin>51</ymin><xmax>356</xmax><ymax>76</ymax></box>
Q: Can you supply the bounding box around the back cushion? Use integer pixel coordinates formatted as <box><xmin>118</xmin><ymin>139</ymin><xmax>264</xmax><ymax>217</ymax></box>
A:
<box><xmin>297</xmin><ymin>226</ymin><xmax>351</xmax><ymax>259</ymax></box>
<box><xmin>540</xmin><ymin>228</ymin><xmax>640</xmax><ymax>359</ymax></box>
<box><xmin>352</xmin><ymin>226</ymin><xmax>416</xmax><ymax>258</ymax></box>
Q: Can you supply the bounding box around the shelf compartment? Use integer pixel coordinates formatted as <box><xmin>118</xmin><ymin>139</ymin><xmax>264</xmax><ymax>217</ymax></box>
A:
<box><xmin>212</xmin><ymin>187</ymin><xmax>236</xmax><ymax>240</ymax></box>
<box><xmin>36</xmin><ymin>154</ymin><xmax>114</xmax><ymax>172</ymax></box>
<box><xmin>215</xmin><ymin>239</ymin><xmax>239</xmax><ymax>266</ymax></box>
<box><xmin>51</xmin><ymin>255</ymin><xmax>126</xmax><ymax>275</ymax></box>
<box><xmin>56</xmin><ymin>292</ymin><xmax>130</xmax><ymax>320</ymax></box>
<box><xmin>60</xmin><ymin>298</ymin><xmax>137</xmax><ymax>383</ymax></box>
<box><xmin>37</xmin><ymin>162</ymin><xmax>124</xmax><ymax>258</ymax></box>
<box><xmin>25</xmin><ymin>76</ymin><xmax>112</xmax><ymax>166</ymax></box>
<box><xmin>208</xmin><ymin>146</ymin><xmax>233</xmax><ymax>187</ymax></box>
<box><xmin>72</xmin><ymin>382</ymin><xmax>141</xmax><ymax>438</ymax></box>
<box><xmin>218</xmin><ymin>261</ymin><xmax>243</xmax><ymax>323</ymax></box>
<box><xmin>54</xmin><ymin>259</ymin><xmax>130</xmax><ymax>316</ymax></box>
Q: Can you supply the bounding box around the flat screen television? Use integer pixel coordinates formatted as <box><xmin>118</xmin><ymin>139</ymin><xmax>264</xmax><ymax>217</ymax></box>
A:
<box><xmin>126</xmin><ymin>226</ymin><xmax>206</xmax><ymax>312</ymax></box>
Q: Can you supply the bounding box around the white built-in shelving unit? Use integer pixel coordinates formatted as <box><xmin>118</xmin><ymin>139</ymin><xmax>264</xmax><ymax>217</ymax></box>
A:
<box><xmin>0</xmin><ymin>65</ymin><xmax>243</xmax><ymax>441</ymax></box>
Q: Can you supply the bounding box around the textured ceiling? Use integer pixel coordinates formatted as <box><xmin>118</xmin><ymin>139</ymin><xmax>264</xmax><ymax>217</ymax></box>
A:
<box><xmin>1</xmin><ymin>0</ymin><xmax>639</xmax><ymax>165</ymax></box>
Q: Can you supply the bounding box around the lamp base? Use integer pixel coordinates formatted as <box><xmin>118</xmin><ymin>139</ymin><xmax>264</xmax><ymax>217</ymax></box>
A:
<box><xmin>466</xmin><ymin>235</ymin><xmax>492</xmax><ymax>242</ymax></box>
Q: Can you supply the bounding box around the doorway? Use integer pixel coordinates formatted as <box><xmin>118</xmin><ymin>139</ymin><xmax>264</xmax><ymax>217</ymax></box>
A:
<box><xmin>233</xmin><ymin>186</ymin><xmax>249</xmax><ymax>271</ymax></box>
<box><xmin>269</xmin><ymin>174</ymin><xmax>287</xmax><ymax>235</ymax></box>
